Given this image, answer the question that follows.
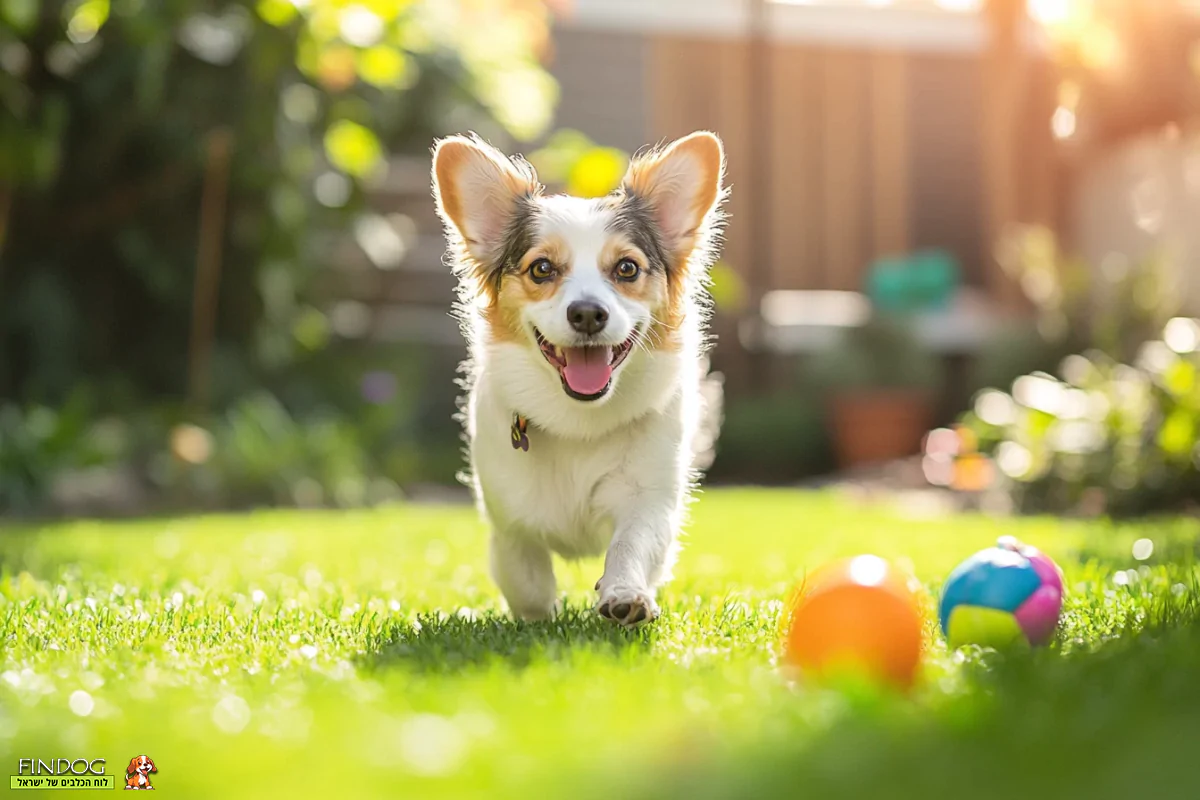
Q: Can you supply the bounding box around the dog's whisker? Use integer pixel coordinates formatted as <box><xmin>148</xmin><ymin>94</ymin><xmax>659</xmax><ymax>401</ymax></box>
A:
<box><xmin>638</xmin><ymin>317</ymin><xmax>671</xmax><ymax>350</ymax></box>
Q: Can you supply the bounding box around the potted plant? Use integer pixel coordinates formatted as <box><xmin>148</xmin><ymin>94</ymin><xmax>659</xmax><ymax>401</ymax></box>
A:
<box><xmin>809</xmin><ymin>315</ymin><xmax>942</xmax><ymax>469</ymax></box>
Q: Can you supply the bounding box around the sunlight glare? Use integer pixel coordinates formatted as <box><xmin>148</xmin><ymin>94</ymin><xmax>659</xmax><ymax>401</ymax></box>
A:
<box><xmin>935</xmin><ymin>0</ymin><xmax>984</xmax><ymax>12</ymax></box>
<box><xmin>848</xmin><ymin>555</ymin><xmax>889</xmax><ymax>588</ymax></box>
<box><xmin>1051</xmin><ymin>106</ymin><xmax>1076</xmax><ymax>140</ymax></box>
<box><xmin>1028</xmin><ymin>0</ymin><xmax>1073</xmax><ymax>26</ymax></box>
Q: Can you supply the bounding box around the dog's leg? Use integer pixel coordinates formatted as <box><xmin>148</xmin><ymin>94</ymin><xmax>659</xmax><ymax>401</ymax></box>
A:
<box><xmin>595</xmin><ymin>495</ymin><xmax>681</xmax><ymax>627</ymax></box>
<box><xmin>490</xmin><ymin>531</ymin><xmax>558</xmax><ymax>621</ymax></box>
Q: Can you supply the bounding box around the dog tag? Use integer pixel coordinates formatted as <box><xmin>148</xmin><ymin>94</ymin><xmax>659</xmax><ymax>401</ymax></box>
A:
<box><xmin>511</xmin><ymin>413</ymin><xmax>530</xmax><ymax>452</ymax></box>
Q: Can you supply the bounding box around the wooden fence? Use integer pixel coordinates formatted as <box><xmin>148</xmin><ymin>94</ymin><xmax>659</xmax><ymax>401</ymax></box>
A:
<box><xmin>643</xmin><ymin>28</ymin><xmax>1063</xmax><ymax>307</ymax></box>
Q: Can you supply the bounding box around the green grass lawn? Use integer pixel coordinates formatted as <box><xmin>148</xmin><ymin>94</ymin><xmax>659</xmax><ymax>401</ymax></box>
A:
<box><xmin>2</xmin><ymin>489</ymin><xmax>1200</xmax><ymax>799</ymax></box>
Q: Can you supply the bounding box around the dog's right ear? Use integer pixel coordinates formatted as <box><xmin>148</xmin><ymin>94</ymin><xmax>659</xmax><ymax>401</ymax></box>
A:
<box><xmin>126</xmin><ymin>758</ymin><xmax>139</xmax><ymax>776</ymax></box>
<box><xmin>431</xmin><ymin>134</ymin><xmax>541</xmax><ymax>269</ymax></box>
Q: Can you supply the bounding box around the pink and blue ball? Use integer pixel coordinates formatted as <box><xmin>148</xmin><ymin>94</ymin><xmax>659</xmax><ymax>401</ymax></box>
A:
<box><xmin>939</xmin><ymin>537</ymin><xmax>1064</xmax><ymax>648</ymax></box>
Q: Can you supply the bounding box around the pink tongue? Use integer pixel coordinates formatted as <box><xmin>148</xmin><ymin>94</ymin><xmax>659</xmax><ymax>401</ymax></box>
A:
<box><xmin>562</xmin><ymin>347</ymin><xmax>613</xmax><ymax>395</ymax></box>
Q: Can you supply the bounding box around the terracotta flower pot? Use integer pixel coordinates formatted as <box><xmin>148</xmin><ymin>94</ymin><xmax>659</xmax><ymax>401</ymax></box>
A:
<box><xmin>829</xmin><ymin>390</ymin><xmax>933</xmax><ymax>469</ymax></box>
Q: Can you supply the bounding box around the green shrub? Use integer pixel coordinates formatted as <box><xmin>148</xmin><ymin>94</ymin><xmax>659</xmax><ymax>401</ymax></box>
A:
<box><xmin>807</xmin><ymin>315</ymin><xmax>942</xmax><ymax>393</ymax></box>
<box><xmin>709</xmin><ymin>392</ymin><xmax>832</xmax><ymax>483</ymax></box>
<box><xmin>0</xmin><ymin>338</ymin><xmax>473</xmax><ymax>512</ymax></box>
<box><xmin>967</xmin><ymin>324</ymin><xmax>1078</xmax><ymax>402</ymax></box>
<box><xmin>161</xmin><ymin>393</ymin><xmax>385</xmax><ymax>509</ymax></box>
<box><xmin>997</xmin><ymin>226</ymin><xmax>1180</xmax><ymax>364</ymax></box>
<box><xmin>958</xmin><ymin>317</ymin><xmax>1200</xmax><ymax>516</ymax></box>
<box><xmin>0</xmin><ymin>394</ymin><xmax>128</xmax><ymax>513</ymax></box>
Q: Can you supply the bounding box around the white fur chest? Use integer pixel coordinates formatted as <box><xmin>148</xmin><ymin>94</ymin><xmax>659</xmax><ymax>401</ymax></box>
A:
<box><xmin>466</xmin><ymin>347</ymin><xmax>694</xmax><ymax>560</ymax></box>
<box><xmin>476</xmin><ymin>425</ymin><xmax>619</xmax><ymax>558</ymax></box>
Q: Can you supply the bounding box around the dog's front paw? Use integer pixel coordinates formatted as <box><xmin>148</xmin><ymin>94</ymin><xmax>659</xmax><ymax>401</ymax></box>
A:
<box><xmin>596</xmin><ymin>583</ymin><xmax>660</xmax><ymax>627</ymax></box>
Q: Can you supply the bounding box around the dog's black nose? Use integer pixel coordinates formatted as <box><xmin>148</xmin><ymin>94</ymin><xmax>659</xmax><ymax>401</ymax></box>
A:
<box><xmin>567</xmin><ymin>301</ymin><xmax>608</xmax><ymax>335</ymax></box>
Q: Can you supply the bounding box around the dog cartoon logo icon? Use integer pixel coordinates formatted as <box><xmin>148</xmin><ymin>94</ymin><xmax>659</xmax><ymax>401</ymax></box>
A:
<box><xmin>124</xmin><ymin>755</ymin><xmax>157</xmax><ymax>790</ymax></box>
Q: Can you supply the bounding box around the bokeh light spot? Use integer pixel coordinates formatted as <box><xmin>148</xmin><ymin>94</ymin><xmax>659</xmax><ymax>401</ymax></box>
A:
<box><xmin>997</xmin><ymin>441</ymin><xmax>1033</xmax><ymax>479</ymax></box>
<box><xmin>1051</xmin><ymin>106</ymin><xmax>1076</xmax><ymax>140</ymax></box>
<box><xmin>847</xmin><ymin>555</ymin><xmax>888</xmax><ymax>588</ymax></box>
<box><xmin>1132</xmin><ymin>538</ymin><xmax>1154</xmax><ymax>562</ymax></box>
<box><xmin>400</xmin><ymin>714</ymin><xmax>467</xmax><ymax>777</ymax></box>
<box><xmin>67</xmin><ymin>0</ymin><xmax>109</xmax><ymax>44</ymax></box>
<box><xmin>975</xmin><ymin>390</ymin><xmax>1016</xmax><ymax>427</ymax></box>
<box><xmin>170</xmin><ymin>424</ymin><xmax>214</xmax><ymax>465</ymax></box>
<box><xmin>359</xmin><ymin>45</ymin><xmax>413</xmax><ymax>88</ymax></box>
<box><xmin>339</xmin><ymin>5</ymin><xmax>383</xmax><ymax>47</ymax></box>
<box><xmin>324</xmin><ymin>120</ymin><xmax>383</xmax><ymax>179</ymax></box>
<box><xmin>566</xmin><ymin>147</ymin><xmax>627</xmax><ymax>199</ymax></box>
<box><xmin>68</xmin><ymin>690</ymin><xmax>94</xmax><ymax>717</ymax></box>
<box><xmin>314</xmin><ymin>171</ymin><xmax>352</xmax><ymax>208</ymax></box>
<box><xmin>1163</xmin><ymin>318</ymin><xmax>1200</xmax><ymax>355</ymax></box>
<box><xmin>212</xmin><ymin>695</ymin><xmax>252</xmax><ymax>735</ymax></box>
<box><xmin>256</xmin><ymin>0</ymin><xmax>297</xmax><ymax>27</ymax></box>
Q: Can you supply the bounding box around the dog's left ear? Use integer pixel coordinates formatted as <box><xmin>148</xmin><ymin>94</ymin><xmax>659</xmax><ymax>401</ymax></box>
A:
<box><xmin>147</xmin><ymin>758</ymin><xmax>156</xmax><ymax>773</ymax></box>
<box><xmin>621</xmin><ymin>131</ymin><xmax>725</xmax><ymax>266</ymax></box>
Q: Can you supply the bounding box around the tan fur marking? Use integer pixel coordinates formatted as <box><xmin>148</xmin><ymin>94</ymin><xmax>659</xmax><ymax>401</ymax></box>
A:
<box><xmin>521</xmin><ymin>236</ymin><xmax>571</xmax><ymax>276</ymax></box>
<box><xmin>484</xmin><ymin>237</ymin><xmax>575</xmax><ymax>345</ymax></box>
<box><xmin>485</xmin><ymin>289</ymin><xmax>526</xmax><ymax>345</ymax></box>
<box><xmin>653</xmin><ymin>262</ymin><xmax>689</xmax><ymax>353</ymax></box>
<box><xmin>599</xmin><ymin>234</ymin><xmax>680</xmax><ymax>353</ymax></box>
<box><xmin>601</xmin><ymin>238</ymin><xmax>660</xmax><ymax>303</ymax></box>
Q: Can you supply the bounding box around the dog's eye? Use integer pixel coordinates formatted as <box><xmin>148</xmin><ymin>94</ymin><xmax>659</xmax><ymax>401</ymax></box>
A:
<box><xmin>615</xmin><ymin>259</ymin><xmax>640</xmax><ymax>281</ymax></box>
<box><xmin>529</xmin><ymin>259</ymin><xmax>555</xmax><ymax>283</ymax></box>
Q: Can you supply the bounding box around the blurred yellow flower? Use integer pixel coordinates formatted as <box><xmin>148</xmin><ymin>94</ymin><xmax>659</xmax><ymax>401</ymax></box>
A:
<box><xmin>310</xmin><ymin>5</ymin><xmax>343</xmax><ymax>42</ymax></box>
<box><xmin>256</xmin><ymin>0</ymin><xmax>297</xmax><ymax>27</ymax></box>
<box><xmin>708</xmin><ymin>262</ymin><xmax>747</xmax><ymax>314</ymax></box>
<box><xmin>66</xmin><ymin>0</ymin><xmax>109</xmax><ymax>44</ymax></box>
<box><xmin>324</xmin><ymin>120</ymin><xmax>383</xmax><ymax>178</ymax></box>
<box><xmin>528</xmin><ymin>129</ymin><xmax>593</xmax><ymax>185</ymax></box>
<box><xmin>1158</xmin><ymin>409</ymin><xmax>1196</xmax><ymax>459</ymax></box>
<box><xmin>292</xmin><ymin>307</ymin><xmax>331</xmax><ymax>351</ymax></box>
<box><xmin>358</xmin><ymin>45</ymin><xmax>414</xmax><ymax>88</ymax></box>
<box><xmin>566</xmin><ymin>147</ymin><xmax>626</xmax><ymax>199</ymax></box>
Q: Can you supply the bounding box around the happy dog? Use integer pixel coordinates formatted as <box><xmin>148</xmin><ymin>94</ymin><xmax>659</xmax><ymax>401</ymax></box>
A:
<box><xmin>432</xmin><ymin>131</ymin><xmax>726</xmax><ymax>626</ymax></box>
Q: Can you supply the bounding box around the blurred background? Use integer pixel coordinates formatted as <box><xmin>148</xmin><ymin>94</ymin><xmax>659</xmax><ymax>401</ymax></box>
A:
<box><xmin>2</xmin><ymin>0</ymin><xmax>1199</xmax><ymax>517</ymax></box>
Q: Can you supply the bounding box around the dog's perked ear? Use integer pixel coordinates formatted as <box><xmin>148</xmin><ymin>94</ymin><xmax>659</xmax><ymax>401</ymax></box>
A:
<box><xmin>619</xmin><ymin>131</ymin><xmax>725</xmax><ymax>272</ymax></box>
<box><xmin>431</xmin><ymin>134</ymin><xmax>542</xmax><ymax>282</ymax></box>
<box><xmin>126</xmin><ymin>757</ymin><xmax>139</xmax><ymax>776</ymax></box>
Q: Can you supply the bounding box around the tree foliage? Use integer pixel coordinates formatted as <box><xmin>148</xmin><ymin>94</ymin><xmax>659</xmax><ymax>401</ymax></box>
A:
<box><xmin>0</xmin><ymin>0</ymin><xmax>556</xmax><ymax>405</ymax></box>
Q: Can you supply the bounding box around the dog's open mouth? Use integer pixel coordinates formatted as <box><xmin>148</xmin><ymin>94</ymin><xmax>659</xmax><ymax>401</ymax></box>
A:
<box><xmin>534</xmin><ymin>327</ymin><xmax>638</xmax><ymax>401</ymax></box>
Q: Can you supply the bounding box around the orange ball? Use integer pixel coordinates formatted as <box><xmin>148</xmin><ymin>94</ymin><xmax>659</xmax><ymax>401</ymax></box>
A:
<box><xmin>783</xmin><ymin>555</ymin><xmax>924</xmax><ymax>689</ymax></box>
